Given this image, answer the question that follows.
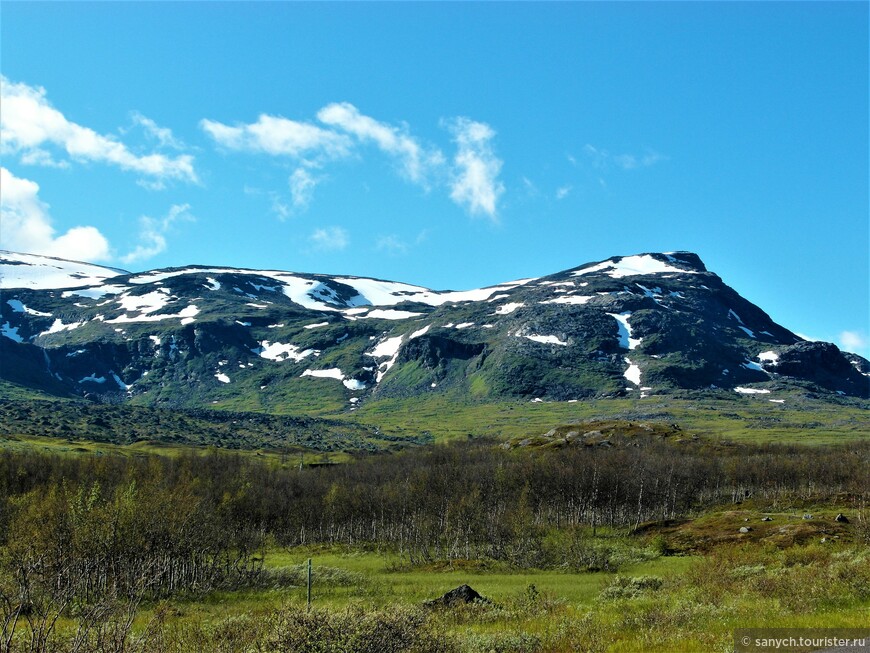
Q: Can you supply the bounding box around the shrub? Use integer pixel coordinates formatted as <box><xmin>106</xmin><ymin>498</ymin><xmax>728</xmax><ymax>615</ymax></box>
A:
<box><xmin>600</xmin><ymin>575</ymin><xmax>664</xmax><ymax>599</ymax></box>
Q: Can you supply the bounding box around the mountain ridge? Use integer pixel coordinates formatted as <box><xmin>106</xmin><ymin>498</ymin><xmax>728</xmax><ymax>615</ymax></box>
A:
<box><xmin>2</xmin><ymin>250</ymin><xmax>867</xmax><ymax>412</ymax></box>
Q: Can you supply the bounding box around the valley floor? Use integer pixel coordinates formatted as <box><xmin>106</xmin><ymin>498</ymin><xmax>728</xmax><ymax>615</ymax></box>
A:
<box><xmin>1</xmin><ymin>404</ymin><xmax>868</xmax><ymax>653</ymax></box>
<box><xmin>7</xmin><ymin>510</ymin><xmax>869</xmax><ymax>653</ymax></box>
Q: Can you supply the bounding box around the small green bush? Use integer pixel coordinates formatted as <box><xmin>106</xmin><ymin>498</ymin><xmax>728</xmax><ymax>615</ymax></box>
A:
<box><xmin>600</xmin><ymin>575</ymin><xmax>664</xmax><ymax>599</ymax></box>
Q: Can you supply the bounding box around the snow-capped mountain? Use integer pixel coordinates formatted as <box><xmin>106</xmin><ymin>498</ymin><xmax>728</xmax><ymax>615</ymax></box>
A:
<box><xmin>1</xmin><ymin>250</ymin><xmax>867</xmax><ymax>411</ymax></box>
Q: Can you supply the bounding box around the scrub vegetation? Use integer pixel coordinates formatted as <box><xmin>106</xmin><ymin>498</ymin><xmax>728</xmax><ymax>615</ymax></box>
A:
<box><xmin>1</xmin><ymin>429</ymin><xmax>868</xmax><ymax>652</ymax></box>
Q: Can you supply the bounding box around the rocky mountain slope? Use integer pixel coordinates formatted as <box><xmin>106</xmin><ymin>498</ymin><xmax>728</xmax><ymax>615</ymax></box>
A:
<box><xmin>2</xmin><ymin>250</ymin><xmax>867</xmax><ymax>415</ymax></box>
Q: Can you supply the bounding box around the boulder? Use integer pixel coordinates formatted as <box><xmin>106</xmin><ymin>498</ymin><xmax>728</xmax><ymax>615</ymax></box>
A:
<box><xmin>424</xmin><ymin>584</ymin><xmax>489</xmax><ymax>608</ymax></box>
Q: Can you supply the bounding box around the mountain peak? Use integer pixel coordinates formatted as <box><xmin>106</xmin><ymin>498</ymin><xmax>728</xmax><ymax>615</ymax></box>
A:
<box><xmin>0</xmin><ymin>251</ymin><xmax>128</xmax><ymax>290</ymax></box>
<box><xmin>569</xmin><ymin>252</ymin><xmax>708</xmax><ymax>279</ymax></box>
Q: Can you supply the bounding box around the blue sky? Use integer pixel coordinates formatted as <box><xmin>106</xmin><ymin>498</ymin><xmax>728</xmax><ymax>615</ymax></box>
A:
<box><xmin>1</xmin><ymin>2</ymin><xmax>868</xmax><ymax>357</ymax></box>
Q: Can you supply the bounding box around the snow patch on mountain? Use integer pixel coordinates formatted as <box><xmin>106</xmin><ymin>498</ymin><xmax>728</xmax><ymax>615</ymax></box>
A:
<box><xmin>624</xmin><ymin>358</ymin><xmax>641</xmax><ymax>385</ymax></box>
<box><xmin>360</xmin><ymin>309</ymin><xmax>423</xmax><ymax>320</ymax></box>
<box><xmin>525</xmin><ymin>334</ymin><xmax>568</xmax><ymax>346</ymax></box>
<box><xmin>111</xmin><ymin>372</ymin><xmax>132</xmax><ymax>391</ymax></box>
<box><xmin>334</xmin><ymin>276</ymin><xmax>534</xmax><ymax>307</ymax></box>
<box><xmin>61</xmin><ymin>285</ymin><xmax>127</xmax><ymax>299</ymax></box>
<box><xmin>301</xmin><ymin>368</ymin><xmax>344</xmax><ymax>380</ymax></box>
<box><xmin>367</xmin><ymin>334</ymin><xmax>405</xmax><ymax>382</ymax></box>
<box><xmin>106</xmin><ymin>304</ymin><xmax>199</xmax><ymax>325</ymax></box>
<box><xmin>255</xmin><ymin>340</ymin><xmax>319</xmax><ymax>362</ymax></box>
<box><xmin>541</xmin><ymin>295</ymin><xmax>594</xmax><ymax>306</ymax></box>
<box><xmin>494</xmin><ymin>302</ymin><xmax>524</xmax><ymax>315</ymax></box>
<box><xmin>39</xmin><ymin>318</ymin><xmax>84</xmax><ymax>336</ymax></box>
<box><xmin>758</xmin><ymin>351</ymin><xmax>779</xmax><ymax>364</ymax></box>
<box><xmin>607</xmin><ymin>312</ymin><xmax>641</xmax><ymax>350</ymax></box>
<box><xmin>301</xmin><ymin>368</ymin><xmax>368</xmax><ymax>390</ymax></box>
<box><xmin>369</xmin><ymin>335</ymin><xmax>404</xmax><ymax>358</ymax></box>
<box><xmin>573</xmin><ymin>255</ymin><xmax>699</xmax><ymax>279</ymax></box>
<box><xmin>0</xmin><ymin>251</ymin><xmax>126</xmax><ymax>290</ymax></box>
<box><xmin>118</xmin><ymin>289</ymin><xmax>171</xmax><ymax>314</ymax></box>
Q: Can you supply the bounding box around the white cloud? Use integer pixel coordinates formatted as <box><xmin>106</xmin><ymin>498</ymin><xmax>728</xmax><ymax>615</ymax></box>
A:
<box><xmin>128</xmin><ymin>111</ymin><xmax>184</xmax><ymax>149</ymax></box>
<box><xmin>839</xmin><ymin>330</ymin><xmax>868</xmax><ymax>353</ymax></box>
<box><xmin>445</xmin><ymin>117</ymin><xmax>504</xmax><ymax>220</ymax></box>
<box><xmin>201</xmin><ymin>114</ymin><xmax>352</xmax><ymax>162</ymax></box>
<box><xmin>270</xmin><ymin>193</ymin><xmax>291</xmax><ymax>220</ymax></box>
<box><xmin>19</xmin><ymin>148</ymin><xmax>70</xmax><ymax>168</ymax></box>
<box><xmin>204</xmin><ymin>104</ymin><xmax>507</xmax><ymax>221</ymax></box>
<box><xmin>0</xmin><ymin>76</ymin><xmax>197</xmax><ymax>184</ymax></box>
<box><xmin>0</xmin><ymin>167</ymin><xmax>111</xmax><ymax>261</ymax></box>
<box><xmin>317</xmin><ymin>102</ymin><xmax>443</xmax><ymax>184</ymax></box>
<box><xmin>584</xmin><ymin>144</ymin><xmax>665</xmax><ymax>171</ymax></box>
<box><xmin>309</xmin><ymin>226</ymin><xmax>349</xmax><ymax>252</ymax></box>
<box><xmin>376</xmin><ymin>234</ymin><xmax>409</xmax><ymax>255</ymax></box>
<box><xmin>556</xmin><ymin>185</ymin><xmax>572</xmax><ymax>200</ymax></box>
<box><xmin>289</xmin><ymin>168</ymin><xmax>318</xmax><ymax>210</ymax></box>
<box><xmin>121</xmin><ymin>203</ymin><xmax>194</xmax><ymax>265</ymax></box>
<box><xmin>521</xmin><ymin>177</ymin><xmax>539</xmax><ymax>197</ymax></box>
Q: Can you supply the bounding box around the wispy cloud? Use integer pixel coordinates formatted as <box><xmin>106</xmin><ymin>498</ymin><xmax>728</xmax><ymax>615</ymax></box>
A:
<box><xmin>19</xmin><ymin>148</ymin><xmax>70</xmax><ymax>169</ymax></box>
<box><xmin>584</xmin><ymin>144</ymin><xmax>666</xmax><ymax>171</ymax></box>
<box><xmin>204</xmin><ymin>105</ymin><xmax>506</xmax><ymax>222</ymax></box>
<box><xmin>0</xmin><ymin>76</ymin><xmax>197</xmax><ymax>185</ymax></box>
<box><xmin>376</xmin><ymin>234</ymin><xmax>410</xmax><ymax>255</ymax></box>
<box><xmin>0</xmin><ymin>167</ymin><xmax>111</xmax><ymax>261</ymax></box>
<box><xmin>128</xmin><ymin>111</ymin><xmax>185</xmax><ymax>150</ymax></box>
<box><xmin>555</xmin><ymin>185</ymin><xmax>572</xmax><ymax>200</ymax></box>
<box><xmin>317</xmin><ymin>102</ymin><xmax>443</xmax><ymax>185</ymax></box>
<box><xmin>289</xmin><ymin>167</ymin><xmax>318</xmax><ymax>211</ymax></box>
<box><xmin>309</xmin><ymin>226</ymin><xmax>349</xmax><ymax>252</ymax></box>
<box><xmin>839</xmin><ymin>330</ymin><xmax>868</xmax><ymax>354</ymax></box>
<box><xmin>121</xmin><ymin>204</ymin><xmax>194</xmax><ymax>265</ymax></box>
<box><xmin>445</xmin><ymin>117</ymin><xmax>504</xmax><ymax>221</ymax></box>
<box><xmin>201</xmin><ymin>114</ymin><xmax>352</xmax><ymax>163</ymax></box>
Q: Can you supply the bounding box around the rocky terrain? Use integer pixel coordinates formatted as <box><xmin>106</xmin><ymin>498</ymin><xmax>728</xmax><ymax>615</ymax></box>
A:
<box><xmin>2</xmin><ymin>250</ymin><xmax>867</xmax><ymax>416</ymax></box>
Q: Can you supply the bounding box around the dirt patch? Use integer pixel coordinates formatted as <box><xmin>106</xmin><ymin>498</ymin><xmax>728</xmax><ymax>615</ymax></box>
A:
<box><xmin>637</xmin><ymin>509</ymin><xmax>854</xmax><ymax>553</ymax></box>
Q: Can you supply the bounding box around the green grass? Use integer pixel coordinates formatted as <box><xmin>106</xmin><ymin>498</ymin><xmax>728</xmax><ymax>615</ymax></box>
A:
<box><xmin>119</xmin><ymin>537</ymin><xmax>868</xmax><ymax>652</ymax></box>
<box><xmin>267</xmin><ymin>547</ymin><xmax>695</xmax><ymax>607</ymax></box>
<box><xmin>349</xmin><ymin>393</ymin><xmax>870</xmax><ymax>445</ymax></box>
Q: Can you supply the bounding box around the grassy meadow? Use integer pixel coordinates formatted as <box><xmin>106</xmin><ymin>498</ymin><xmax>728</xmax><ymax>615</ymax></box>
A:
<box><xmin>1</xmin><ymin>391</ymin><xmax>868</xmax><ymax>652</ymax></box>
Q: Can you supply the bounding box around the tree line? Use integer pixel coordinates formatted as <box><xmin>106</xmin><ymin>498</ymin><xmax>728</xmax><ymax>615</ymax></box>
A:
<box><xmin>1</xmin><ymin>433</ymin><xmax>868</xmax><ymax>650</ymax></box>
<box><xmin>2</xmin><ymin>435</ymin><xmax>867</xmax><ymax>559</ymax></box>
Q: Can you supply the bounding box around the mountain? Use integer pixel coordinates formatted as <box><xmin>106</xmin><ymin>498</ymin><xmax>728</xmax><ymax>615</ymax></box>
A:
<box><xmin>1</xmin><ymin>250</ymin><xmax>868</xmax><ymax>417</ymax></box>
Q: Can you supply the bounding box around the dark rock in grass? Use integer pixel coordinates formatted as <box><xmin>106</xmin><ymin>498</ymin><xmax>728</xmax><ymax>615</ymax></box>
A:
<box><xmin>424</xmin><ymin>584</ymin><xmax>489</xmax><ymax>608</ymax></box>
<box><xmin>739</xmin><ymin>526</ymin><xmax>752</xmax><ymax>533</ymax></box>
<box><xmin>761</xmin><ymin>516</ymin><xmax>773</xmax><ymax>522</ymax></box>
<box><xmin>835</xmin><ymin>513</ymin><xmax>849</xmax><ymax>523</ymax></box>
